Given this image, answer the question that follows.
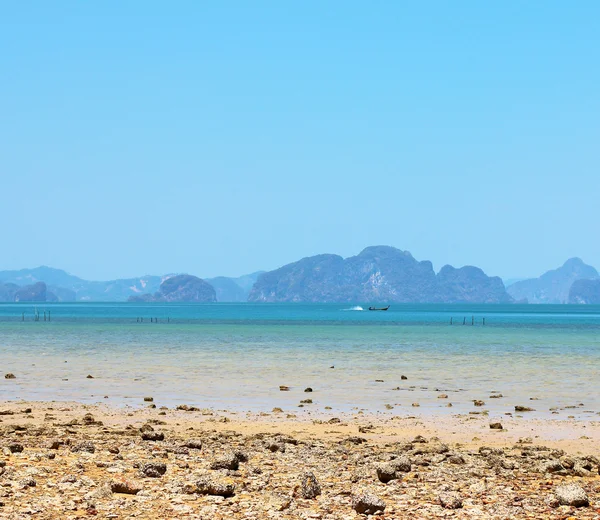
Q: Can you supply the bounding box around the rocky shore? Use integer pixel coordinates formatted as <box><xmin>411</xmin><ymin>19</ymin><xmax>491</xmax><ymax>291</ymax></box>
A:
<box><xmin>1</xmin><ymin>401</ymin><xmax>600</xmax><ymax>519</ymax></box>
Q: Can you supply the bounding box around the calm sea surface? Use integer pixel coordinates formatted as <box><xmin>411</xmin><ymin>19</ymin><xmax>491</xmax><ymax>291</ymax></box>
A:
<box><xmin>1</xmin><ymin>303</ymin><xmax>599</xmax><ymax>419</ymax></box>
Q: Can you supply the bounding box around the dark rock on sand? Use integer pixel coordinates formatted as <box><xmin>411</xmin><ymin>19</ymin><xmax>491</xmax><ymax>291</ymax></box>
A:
<box><xmin>71</xmin><ymin>441</ymin><xmax>96</xmax><ymax>453</ymax></box>
<box><xmin>299</xmin><ymin>471</ymin><xmax>321</xmax><ymax>499</ymax></box>
<box><xmin>4</xmin><ymin>373</ymin><xmax>16</xmax><ymax>379</ymax></box>
<box><xmin>8</xmin><ymin>443</ymin><xmax>24</xmax><ymax>453</ymax></box>
<box><xmin>210</xmin><ymin>453</ymin><xmax>239</xmax><ymax>471</ymax></box>
<box><xmin>515</xmin><ymin>405</ymin><xmax>535</xmax><ymax>412</ymax></box>
<box><xmin>352</xmin><ymin>492</ymin><xmax>386</xmax><ymax>515</ymax></box>
<box><xmin>489</xmin><ymin>422</ymin><xmax>503</xmax><ymax>430</ymax></box>
<box><xmin>141</xmin><ymin>462</ymin><xmax>167</xmax><ymax>478</ymax></box>
<box><xmin>304</xmin><ymin>387</ymin><xmax>313</xmax><ymax>392</ymax></box>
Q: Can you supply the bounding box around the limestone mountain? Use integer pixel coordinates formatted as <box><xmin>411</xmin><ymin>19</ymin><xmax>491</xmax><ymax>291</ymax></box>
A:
<box><xmin>506</xmin><ymin>258</ymin><xmax>599</xmax><ymax>304</ymax></box>
<box><xmin>205</xmin><ymin>271</ymin><xmax>264</xmax><ymax>302</ymax></box>
<box><xmin>568</xmin><ymin>279</ymin><xmax>600</xmax><ymax>304</ymax></box>
<box><xmin>247</xmin><ymin>246</ymin><xmax>512</xmax><ymax>303</ymax></box>
<box><xmin>128</xmin><ymin>275</ymin><xmax>216</xmax><ymax>303</ymax></box>
<box><xmin>0</xmin><ymin>281</ymin><xmax>52</xmax><ymax>302</ymax></box>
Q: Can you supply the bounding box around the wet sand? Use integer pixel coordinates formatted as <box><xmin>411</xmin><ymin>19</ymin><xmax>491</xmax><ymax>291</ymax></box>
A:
<box><xmin>1</xmin><ymin>400</ymin><xmax>600</xmax><ymax>518</ymax></box>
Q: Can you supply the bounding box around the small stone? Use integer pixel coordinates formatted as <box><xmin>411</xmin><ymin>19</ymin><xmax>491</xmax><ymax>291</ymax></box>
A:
<box><xmin>8</xmin><ymin>443</ymin><xmax>24</xmax><ymax>453</ymax></box>
<box><xmin>411</xmin><ymin>402</ymin><xmax>420</xmax><ymax>407</ymax></box>
<box><xmin>439</xmin><ymin>491</ymin><xmax>463</xmax><ymax>509</ymax></box>
<box><xmin>196</xmin><ymin>475</ymin><xmax>235</xmax><ymax>497</ymax></box>
<box><xmin>86</xmin><ymin>374</ymin><xmax>94</xmax><ymax>379</ymax></box>
<box><xmin>141</xmin><ymin>431</ymin><xmax>164</xmax><ymax>441</ymax></box>
<box><xmin>474</xmin><ymin>400</ymin><xmax>485</xmax><ymax>406</ymax></box>
<box><xmin>4</xmin><ymin>373</ymin><xmax>16</xmax><ymax>379</ymax></box>
<box><xmin>554</xmin><ymin>484</ymin><xmax>589</xmax><ymax>507</ymax></box>
<box><xmin>515</xmin><ymin>405</ymin><xmax>535</xmax><ymax>412</ymax></box>
<box><xmin>376</xmin><ymin>463</ymin><xmax>401</xmax><ymax>484</ymax></box>
<box><xmin>210</xmin><ymin>453</ymin><xmax>239</xmax><ymax>471</ymax></box>
<box><xmin>438</xmin><ymin>394</ymin><xmax>448</xmax><ymax>399</ymax></box>
<box><xmin>184</xmin><ymin>439</ymin><xmax>202</xmax><ymax>450</ymax></box>
<box><xmin>489</xmin><ymin>393</ymin><xmax>503</xmax><ymax>398</ymax></box>
<box><xmin>143</xmin><ymin>396</ymin><xmax>154</xmax><ymax>402</ymax></box>
<box><xmin>279</xmin><ymin>385</ymin><xmax>290</xmax><ymax>391</ymax></box>
<box><xmin>304</xmin><ymin>387</ymin><xmax>313</xmax><ymax>392</ymax></box>
<box><xmin>110</xmin><ymin>479</ymin><xmax>142</xmax><ymax>495</ymax></box>
<box><xmin>71</xmin><ymin>441</ymin><xmax>96</xmax><ymax>453</ymax></box>
<box><xmin>140</xmin><ymin>462</ymin><xmax>167</xmax><ymax>478</ymax></box>
<box><xmin>401</xmin><ymin>375</ymin><xmax>408</xmax><ymax>380</ymax></box>
<box><xmin>489</xmin><ymin>422</ymin><xmax>503</xmax><ymax>430</ymax></box>
<box><xmin>352</xmin><ymin>492</ymin><xmax>386</xmax><ymax>515</ymax></box>
<box><xmin>300</xmin><ymin>399</ymin><xmax>313</xmax><ymax>404</ymax></box>
<box><xmin>299</xmin><ymin>471</ymin><xmax>321</xmax><ymax>499</ymax></box>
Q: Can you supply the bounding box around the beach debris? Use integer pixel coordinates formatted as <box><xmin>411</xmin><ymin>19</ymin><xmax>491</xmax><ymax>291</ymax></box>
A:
<box><xmin>4</xmin><ymin>373</ymin><xmax>16</xmax><ymax>379</ymax></box>
<box><xmin>515</xmin><ymin>405</ymin><xmax>535</xmax><ymax>412</ymax></box>
<box><xmin>401</xmin><ymin>375</ymin><xmax>408</xmax><ymax>380</ymax></box>
<box><xmin>375</xmin><ymin>379</ymin><xmax>384</xmax><ymax>382</ymax></box>
<box><xmin>279</xmin><ymin>385</ymin><xmax>290</xmax><ymax>391</ymax></box>
<box><xmin>489</xmin><ymin>393</ymin><xmax>503</xmax><ymax>398</ymax></box>
<box><xmin>86</xmin><ymin>374</ymin><xmax>94</xmax><ymax>379</ymax></box>
<box><xmin>411</xmin><ymin>402</ymin><xmax>420</xmax><ymax>407</ymax></box>
<box><xmin>439</xmin><ymin>491</ymin><xmax>463</xmax><ymax>509</ymax></box>
<box><xmin>554</xmin><ymin>484</ymin><xmax>589</xmax><ymax>507</ymax></box>
<box><xmin>143</xmin><ymin>396</ymin><xmax>154</xmax><ymax>402</ymax></box>
<box><xmin>352</xmin><ymin>492</ymin><xmax>386</xmax><ymax>515</ymax></box>
<box><xmin>473</xmin><ymin>400</ymin><xmax>485</xmax><ymax>406</ymax></box>
<box><xmin>438</xmin><ymin>394</ymin><xmax>448</xmax><ymax>399</ymax></box>
<box><xmin>299</xmin><ymin>471</ymin><xmax>321</xmax><ymax>499</ymax></box>
<box><xmin>304</xmin><ymin>387</ymin><xmax>313</xmax><ymax>392</ymax></box>
<box><xmin>489</xmin><ymin>422</ymin><xmax>503</xmax><ymax>430</ymax></box>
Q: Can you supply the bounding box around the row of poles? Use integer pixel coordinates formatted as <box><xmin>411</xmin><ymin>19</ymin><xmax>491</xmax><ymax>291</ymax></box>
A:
<box><xmin>450</xmin><ymin>316</ymin><xmax>485</xmax><ymax>325</ymax></box>
<box><xmin>24</xmin><ymin>311</ymin><xmax>50</xmax><ymax>322</ymax></box>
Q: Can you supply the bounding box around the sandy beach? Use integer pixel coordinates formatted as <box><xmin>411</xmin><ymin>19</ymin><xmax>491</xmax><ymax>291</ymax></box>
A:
<box><xmin>1</xmin><ymin>400</ymin><xmax>600</xmax><ymax>519</ymax></box>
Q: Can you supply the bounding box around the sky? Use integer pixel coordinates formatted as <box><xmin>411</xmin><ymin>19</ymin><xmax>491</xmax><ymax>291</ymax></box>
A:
<box><xmin>1</xmin><ymin>1</ymin><xmax>599</xmax><ymax>281</ymax></box>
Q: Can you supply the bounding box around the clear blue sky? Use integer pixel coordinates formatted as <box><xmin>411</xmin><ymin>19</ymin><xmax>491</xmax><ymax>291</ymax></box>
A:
<box><xmin>1</xmin><ymin>2</ymin><xmax>598</xmax><ymax>281</ymax></box>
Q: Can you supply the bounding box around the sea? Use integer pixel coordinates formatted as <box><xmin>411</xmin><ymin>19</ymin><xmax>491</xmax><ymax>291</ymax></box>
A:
<box><xmin>1</xmin><ymin>303</ymin><xmax>599</xmax><ymax>420</ymax></box>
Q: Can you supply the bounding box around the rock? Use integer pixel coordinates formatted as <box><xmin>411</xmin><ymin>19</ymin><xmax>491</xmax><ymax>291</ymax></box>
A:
<box><xmin>196</xmin><ymin>475</ymin><xmax>235</xmax><ymax>497</ymax></box>
<box><xmin>279</xmin><ymin>385</ymin><xmax>290</xmax><ymax>391</ymax></box>
<box><xmin>439</xmin><ymin>491</ymin><xmax>463</xmax><ymax>509</ymax></box>
<box><xmin>8</xmin><ymin>443</ymin><xmax>24</xmax><ymax>453</ymax></box>
<box><xmin>143</xmin><ymin>396</ymin><xmax>154</xmax><ymax>402</ymax></box>
<box><xmin>448</xmin><ymin>454</ymin><xmax>465</xmax><ymax>465</ymax></box>
<box><xmin>489</xmin><ymin>393</ymin><xmax>503</xmax><ymax>398</ymax></box>
<box><xmin>4</xmin><ymin>373</ymin><xmax>16</xmax><ymax>379</ymax></box>
<box><xmin>46</xmin><ymin>439</ymin><xmax>62</xmax><ymax>450</ymax></box>
<box><xmin>554</xmin><ymin>484</ymin><xmax>589</xmax><ymax>507</ymax></box>
<box><xmin>391</xmin><ymin>456</ymin><xmax>411</xmax><ymax>472</ymax></box>
<box><xmin>352</xmin><ymin>492</ymin><xmax>386</xmax><ymax>515</ymax></box>
<box><xmin>184</xmin><ymin>439</ymin><xmax>203</xmax><ymax>450</ymax></box>
<box><xmin>299</xmin><ymin>471</ymin><xmax>321</xmax><ymax>499</ymax></box>
<box><xmin>71</xmin><ymin>441</ymin><xmax>96</xmax><ymax>453</ymax></box>
<box><xmin>411</xmin><ymin>403</ymin><xmax>420</xmax><ymax>407</ymax></box>
<box><xmin>266</xmin><ymin>493</ymin><xmax>292</xmax><ymax>511</ymax></box>
<box><xmin>538</xmin><ymin>460</ymin><xmax>564</xmax><ymax>473</ymax></box>
<box><xmin>210</xmin><ymin>453</ymin><xmax>239</xmax><ymax>471</ymax></box>
<box><xmin>438</xmin><ymin>394</ymin><xmax>448</xmax><ymax>399</ymax></box>
<box><xmin>110</xmin><ymin>479</ymin><xmax>142</xmax><ymax>495</ymax></box>
<box><xmin>474</xmin><ymin>400</ymin><xmax>485</xmax><ymax>406</ymax></box>
<box><xmin>141</xmin><ymin>462</ymin><xmax>167</xmax><ymax>478</ymax></box>
<box><xmin>86</xmin><ymin>374</ymin><xmax>94</xmax><ymax>379</ymax></box>
<box><xmin>489</xmin><ymin>422</ymin><xmax>503</xmax><ymax>429</ymax></box>
<box><xmin>515</xmin><ymin>405</ymin><xmax>535</xmax><ymax>412</ymax></box>
<box><xmin>233</xmin><ymin>450</ymin><xmax>248</xmax><ymax>463</ymax></box>
<box><xmin>141</xmin><ymin>431</ymin><xmax>164</xmax><ymax>442</ymax></box>
<box><xmin>401</xmin><ymin>375</ymin><xmax>408</xmax><ymax>380</ymax></box>
<box><xmin>300</xmin><ymin>399</ymin><xmax>312</xmax><ymax>404</ymax></box>
<box><xmin>304</xmin><ymin>387</ymin><xmax>313</xmax><ymax>392</ymax></box>
<box><xmin>376</xmin><ymin>463</ymin><xmax>401</xmax><ymax>484</ymax></box>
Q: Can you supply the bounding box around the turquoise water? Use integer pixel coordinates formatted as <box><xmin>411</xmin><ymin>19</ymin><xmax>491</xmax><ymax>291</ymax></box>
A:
<box><xmin>1</xmin><ymin>303</ymin><xmax>599</xmax><ymax>419</ymax></box>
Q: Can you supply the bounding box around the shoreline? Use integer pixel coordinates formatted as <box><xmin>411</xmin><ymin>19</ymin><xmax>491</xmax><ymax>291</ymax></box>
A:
<box><xmin>2</xmin><ymin>401</ymin><xmax>600</xmax><ymax>518</ymax></box>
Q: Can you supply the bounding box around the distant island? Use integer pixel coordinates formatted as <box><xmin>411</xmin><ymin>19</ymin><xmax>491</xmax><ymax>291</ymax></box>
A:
<box><xmin>248</xmin><ymin>246</ymin><xmax>512</xmax><ymax>303</ymax></box>
<box><xmin>506</xmin><ymin>258</ymin><xmax>599</xmax><ymax>304</ymax></box>
<box><xmin>128</xmin><ymin>275</ymin><xmax>216</xmax><ymax>303</ymax></box>
<box><xmin>1</xmin><ymin>248</ymin><xmax>598</xmax><ymax>304</ymax></box>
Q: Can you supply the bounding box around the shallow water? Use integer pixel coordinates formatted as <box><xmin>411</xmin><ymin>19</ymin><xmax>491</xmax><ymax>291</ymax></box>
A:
<box><xmin>1</xmin><ymin>303</ymin><xmax>599</xmax><ymax>419</ymax></box>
